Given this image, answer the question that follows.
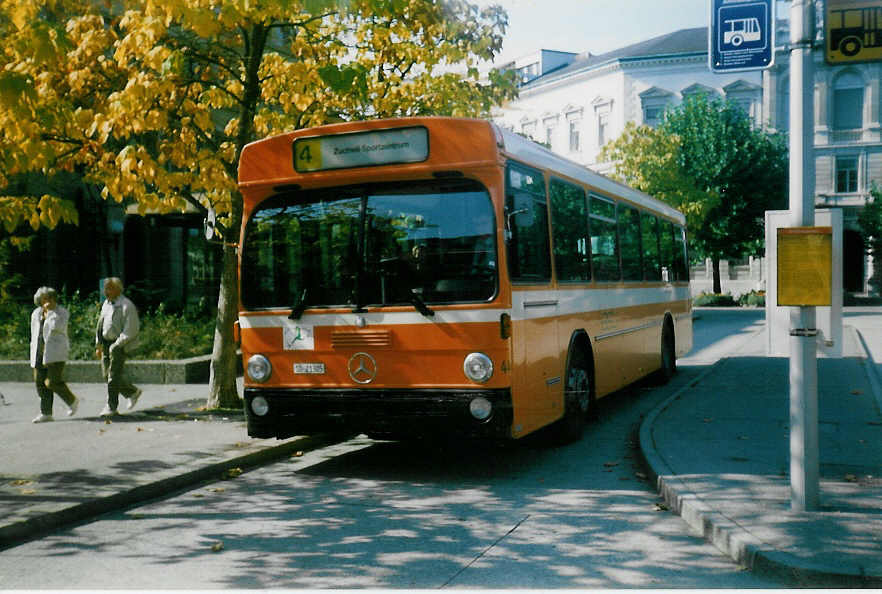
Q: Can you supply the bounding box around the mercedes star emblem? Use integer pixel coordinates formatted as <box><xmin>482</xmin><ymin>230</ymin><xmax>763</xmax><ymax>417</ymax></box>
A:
<box><xmin>347</xmin><ymin>352</ymin><xmax>377</xmax><ymax>384</ymax></box>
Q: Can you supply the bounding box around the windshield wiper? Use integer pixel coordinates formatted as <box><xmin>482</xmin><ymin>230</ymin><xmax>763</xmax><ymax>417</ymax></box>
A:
<box><xmin>410</xmin><ymin>289</ymin><xmax>435</xmax><ymax>318</ymax></box>
<box><xmin>289</xmin><ymin>288</ymin><xmax>309</xmax><ymax>320</ymax></box>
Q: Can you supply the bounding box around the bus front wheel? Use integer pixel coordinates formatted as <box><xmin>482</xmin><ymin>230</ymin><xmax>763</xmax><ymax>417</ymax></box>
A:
<box><xmin>555</xmin><ymin>347</ymin><xmax>595</xmax><ymax>444</ymax></box>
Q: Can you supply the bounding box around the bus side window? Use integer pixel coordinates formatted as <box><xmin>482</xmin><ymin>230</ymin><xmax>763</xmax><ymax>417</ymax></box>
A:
<box><xmin>507</xmin><ymin>163</ymin><xmax>551</xmax><ymax>282</ymax></box>
<box><xmin>549</xmin><ymin>177</ymin><xmax>590</xmax><ymax>282</ymax></box>
<box><xmin>659</xmin><ymin>220</ymin><xmax>675</xmax><ymax>282</ymax></box>
<box><xmin>674</xmin><ymin>225</ymin><xmax>689</xmax><ymax>281</ymax></box>
<box><xmin>618</xmin><ymin>204</ymin><xmax>642</xmax><ymax>281</ymax></box>
<box><xmin>589</xmin><ymin>194</ymin><xmax>620</xmax><ymax>281</ymax></box>
<box><xmin>641</xmin><ymin>213</ymin><xmax>662</xmax><ymax>281</ymax></box>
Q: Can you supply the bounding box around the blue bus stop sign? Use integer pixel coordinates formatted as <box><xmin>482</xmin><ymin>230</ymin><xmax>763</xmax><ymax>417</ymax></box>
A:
<box><xmin>709</xmin><ymin>0</ymin><xmax>775</xmax><ymax>72</ymax></box>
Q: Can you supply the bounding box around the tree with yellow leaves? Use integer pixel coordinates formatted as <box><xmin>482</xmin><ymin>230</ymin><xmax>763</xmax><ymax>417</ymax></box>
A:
<box><xmin>0</xmin><ymin>0</ymin><xmax>516</xmax><ymax>408</ymax></box>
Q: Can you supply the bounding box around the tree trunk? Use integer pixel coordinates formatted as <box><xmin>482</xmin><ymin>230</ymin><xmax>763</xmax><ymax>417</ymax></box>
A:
<box><xmin>712</xmin><ymin>256</ymin><xmax>722</xmax><ymax>294</ymax></box>
<box><xmin>206</xmin><ymin>242</ymin><xmax>241</xmax><ymax>409</ymax></box>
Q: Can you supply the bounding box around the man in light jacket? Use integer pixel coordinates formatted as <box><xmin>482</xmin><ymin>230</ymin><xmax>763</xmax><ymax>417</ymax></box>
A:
<box><xmin>30</xmin><ymin>287</ymin><xmax>80</xmax><ymax>423</ymax></box>
<box><xmin>95</xmin><ymin>277</ymin><xmax>142</xmax><ymax>416</ymax></box>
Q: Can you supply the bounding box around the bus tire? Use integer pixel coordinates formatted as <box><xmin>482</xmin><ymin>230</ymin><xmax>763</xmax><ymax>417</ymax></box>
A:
<box><xmin>657</xmin><ymin>316</ymin><xmax>677</xmax><ymax>383</ymax></box>
<box><xmin>555</xmin><ymin>344</ymin><xmax>594</xmax><ymax>444</ymax></box>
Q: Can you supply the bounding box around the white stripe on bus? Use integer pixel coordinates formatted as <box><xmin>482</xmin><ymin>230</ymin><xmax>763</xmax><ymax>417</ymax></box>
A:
<box><xmin>238</xmin><ymin>286</ymin><xmax>691</xmax><ymax>328</ymax></box>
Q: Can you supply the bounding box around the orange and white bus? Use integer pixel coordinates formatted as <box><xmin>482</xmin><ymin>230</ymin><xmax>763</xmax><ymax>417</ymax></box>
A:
<box><xmin>237</xmin><ymin>117</ymin><xmax>691</xmax><ymax>442</ymax></box>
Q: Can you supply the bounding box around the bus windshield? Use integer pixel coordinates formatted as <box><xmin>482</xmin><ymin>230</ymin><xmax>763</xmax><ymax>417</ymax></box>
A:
<box><xmin>241</xmin><ymin>179</ymin><xmax>498</xmax><ymax>311</ymax></box>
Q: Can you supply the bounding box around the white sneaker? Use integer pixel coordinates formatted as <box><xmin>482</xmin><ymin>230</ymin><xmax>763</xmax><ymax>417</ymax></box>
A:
<box><xmin>126</xmin><ymin>388</ymin><xmax>142</xmax><ymax>411</ymax></box>
<box><xmin>67</xmin><ymin>397</ymin><xmax>81</xmax><ymax>417</ymax></box>
<box><xmin>99</xmin><ymin>405</ymin><xmax>117</xmax><ymax>417</ymax></box>
<box><xmin>32</xmin><ymin>414</ymin><xmax>54</xmax><ymax>423</ymax></box>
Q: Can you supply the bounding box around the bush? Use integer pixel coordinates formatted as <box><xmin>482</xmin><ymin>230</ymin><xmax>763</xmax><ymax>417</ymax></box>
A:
<box><xmin>738</xmin><ymin>290</ymin><xmax>765</xmax><ymax>307</ymax></box>
<box><xmin>693</xmin><ymin>292</ymin><xmax>738</xmax><ymax>307</ymax></box>
<box><xmin>0</xmin><ymin>290</ymin><xmax>214</xmax><ymax>361</ymax></box>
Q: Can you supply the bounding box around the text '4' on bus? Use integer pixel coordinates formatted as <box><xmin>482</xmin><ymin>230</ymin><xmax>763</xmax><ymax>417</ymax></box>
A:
<box><xmin>236</xmin><ymin>117</ymin><xmax>692</xmax><ymax>443</ymax></box>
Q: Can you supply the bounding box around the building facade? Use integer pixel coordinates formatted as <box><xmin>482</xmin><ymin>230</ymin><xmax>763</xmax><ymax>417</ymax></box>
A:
<box><xmin>493</xmin><ymin>23</ymin><xmax>880</xmax><ymax>295</ymax></box>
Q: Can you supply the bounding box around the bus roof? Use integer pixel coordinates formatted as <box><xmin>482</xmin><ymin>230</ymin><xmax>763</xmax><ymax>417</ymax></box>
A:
<box><xmin>238</xmin><ymin>116</ymin><xmax>685</xmax><ymax>225</ymax></box>
<box><xmin>495</xmin><ymin>125</ymin><xmax>686</xmax><ymax>225</ymax></box>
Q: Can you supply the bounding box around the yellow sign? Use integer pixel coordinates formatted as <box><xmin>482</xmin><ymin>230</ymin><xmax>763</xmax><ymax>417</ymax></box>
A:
<box><xmin>826</xmin><ymin>0</ymin><xmax>882</xmax><ymax>64</ymax></box>
<box><xmin>777</xmin><ymin>227</ymin><xmax>833</xmax><ymax>306</ymax></box>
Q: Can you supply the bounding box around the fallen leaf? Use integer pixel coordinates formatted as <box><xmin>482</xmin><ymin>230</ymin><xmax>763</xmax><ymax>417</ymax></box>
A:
<box><xmin>211</xmin><ymin>542</ymin><xmax>224</xmax><ymax>552</ymax></box>
<box><xmin>10</xmin><ymin>479</ymin><xmax>32</xmax><ymax>486</ymax></box>
<box><xmin>655</xmin><ymin>502</ymin><xmax>670</xmax><ymax>511</ymax></box>
<box><xmin>20</xmin><ymin>489</ymin><xmax>36</xmax><ymax>495</ymax></box>
<box><xmin>223</xmin><ymin>468</ymin><xmax>243</xmax><ymax>479</ymax></box>
<box><xmin>851</xmin><ymin>390</ymin><xmax>863</xmax><ymax>396</ymax></box>
<box><xmin>136</xmin><ymin>427</ymin><xmax>144</xmax><ymax>432</ymax></box>
<box><xmin>845</xmin><ymin>474</ymin><xmax>858</xmax><ymax>483</ymax></box>
<box><xmin>209</xmin><ymin>487</ymin><xmax>226</xmax><ymax>493</ymax></box>
<box><xmin>703</xmin><ymin>418</ymin><xmax>714</xmax><ymax>423</ymax></box>
<box><xmin>603</xmin><ymin>461</ymin><xmax>619</xmax><ymax>468</ymax></box>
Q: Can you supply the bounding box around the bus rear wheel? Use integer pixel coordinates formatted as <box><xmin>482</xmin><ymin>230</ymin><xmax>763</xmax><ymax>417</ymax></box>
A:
<box><xmin>657</xmin><ymin>319</ymin><xmax>677</xmax><ymax>383</ymax></box>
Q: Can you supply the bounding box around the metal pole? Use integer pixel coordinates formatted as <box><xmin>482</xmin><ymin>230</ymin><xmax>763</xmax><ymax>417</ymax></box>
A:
<box><xmin>788</xmin><ymin>0</ymin><xmax>819</xmax><ymax>512</ymax></box>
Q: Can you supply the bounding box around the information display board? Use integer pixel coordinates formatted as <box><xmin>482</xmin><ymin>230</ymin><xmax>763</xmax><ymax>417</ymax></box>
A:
<box><xmin>777</xmin><ymin>227</ymin><xmax>833</xmax><ymax>306</ymax></box>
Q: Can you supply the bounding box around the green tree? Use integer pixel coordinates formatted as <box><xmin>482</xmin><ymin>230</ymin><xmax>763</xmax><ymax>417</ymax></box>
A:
<box><xmin>858</xmin><ymin>185</ymin><xmax>882</xmax><ymax>294</ymax></box>
<box><xmin>601</xmin><ymin>94</ymin><xmax>788</xmax><ymax>293</ymax></box>
<box><xmin>0</xmin><ymin>0</ymin><xmax>516</xmax><ymax>408</ymax></box>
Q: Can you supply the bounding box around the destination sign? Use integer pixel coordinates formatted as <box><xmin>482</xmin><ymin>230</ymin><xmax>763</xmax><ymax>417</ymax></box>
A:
<box><xmin>293</xmin><ymin>126</ymin><xmax>429</xmax><ymax>172</ymax></box>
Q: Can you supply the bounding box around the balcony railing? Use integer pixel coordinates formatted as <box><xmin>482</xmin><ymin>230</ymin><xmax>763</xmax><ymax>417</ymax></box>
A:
<box><xmin>830</xmin><ymin>129</ymin><xmax>863</xmax><ymax>143</ymax></box>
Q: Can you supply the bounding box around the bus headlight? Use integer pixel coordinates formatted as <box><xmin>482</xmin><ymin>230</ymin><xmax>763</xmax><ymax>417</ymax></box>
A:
<box><xmin>463</xmin><ymin>352</ymin><xmax>493</xmax><ymax>383</ymax></box>
<box><xmin>247</xmin><ymin>354</ymin><xmax>272</xmax><ymax>383</ymax></box>
<box><xmin>251</xmin><ymin>396</ymin><xmax>270</xmax><ymax>417</ymax></box>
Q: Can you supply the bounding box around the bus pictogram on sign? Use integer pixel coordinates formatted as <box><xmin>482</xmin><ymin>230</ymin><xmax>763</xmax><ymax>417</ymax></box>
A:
<box><xmin>826</xmin><ymin>1</ymin><xmax>882</xmax><ymax>64</ymax></box>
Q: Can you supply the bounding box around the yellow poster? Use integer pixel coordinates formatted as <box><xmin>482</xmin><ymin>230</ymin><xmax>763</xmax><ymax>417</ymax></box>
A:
<box><xmin>777</xmin><ymin>227</ymin><xmax>833</xmax><ymax>306</ymax></box>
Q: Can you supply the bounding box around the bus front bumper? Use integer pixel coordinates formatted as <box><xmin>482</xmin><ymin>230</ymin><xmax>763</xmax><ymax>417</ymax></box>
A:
<box><xmin>244</xmin><ymin>387</ymin><xmax>513</xmax><ymax>440</ymax></box>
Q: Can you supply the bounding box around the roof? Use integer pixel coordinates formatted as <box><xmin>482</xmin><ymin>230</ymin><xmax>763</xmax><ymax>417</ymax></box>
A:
<box><xmin>520</xmin><ymin>27</ymin><xmax>708</xmax><ymax>89</ymax></box>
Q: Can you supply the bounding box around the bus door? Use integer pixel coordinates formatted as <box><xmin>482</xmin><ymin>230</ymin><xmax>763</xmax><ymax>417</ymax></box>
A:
<box><xmin>505</xmin><ymin>163</ymin><xmax>561</xmax><ymax>436</ymax></box>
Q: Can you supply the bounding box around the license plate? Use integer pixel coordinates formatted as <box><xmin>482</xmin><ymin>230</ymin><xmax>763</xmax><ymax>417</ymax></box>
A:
<box><xmin>294</xmin><ymin>363</ymin><xmax>325</xmax><ymax>374</ymax></box>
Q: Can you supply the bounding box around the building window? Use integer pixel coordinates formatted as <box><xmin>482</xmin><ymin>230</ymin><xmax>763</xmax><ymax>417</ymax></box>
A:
<box><xmin>545</xmin><ymin>125</ymin><xmax>554</xmax><ymax>147</ymax></box>
<box><xmin>569</xmin><ymin>120</ymin><xmax>581</xmax><ymax>152</ymax></box>
<box><xmin>833</xmin><ymin>72</ymin><xmax>864</xmax><ymax>131</ymax></box>
<box><xmin>836</xmin><ymin>156</ymin><xmax>858</xmax><ymax>193</ymax></box>
<box><xmin>643</xmin><ymin>105</ymin><xmax>665</xmax><ymax>127</ymax></box>
<box><xmin>521</xmin><ymin>121</ymin><xmax>536</xmax><ymax>140</ymax></box>
<box><xmin>597</xmin><ymin>111</ymin><xmax>609</xmax><ymax>148</ymax></box>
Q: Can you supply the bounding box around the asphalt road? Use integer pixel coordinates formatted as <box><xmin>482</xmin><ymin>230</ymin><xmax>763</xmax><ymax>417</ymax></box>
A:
<box><xmin>0</xmin><ymin>309</ymin><xmax>783</xmax><ymax>589</ymax></box>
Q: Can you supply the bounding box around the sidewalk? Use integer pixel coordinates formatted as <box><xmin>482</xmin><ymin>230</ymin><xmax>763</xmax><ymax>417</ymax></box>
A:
<box><xmin>639</xmin><ymin>312</ymin><xmax>882</xmax><ymax>587</ymax></box>
<box><xmin>0</xmin><ymin>380</ymin><xmax>337</xmax><ymax>551</ymax></box>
